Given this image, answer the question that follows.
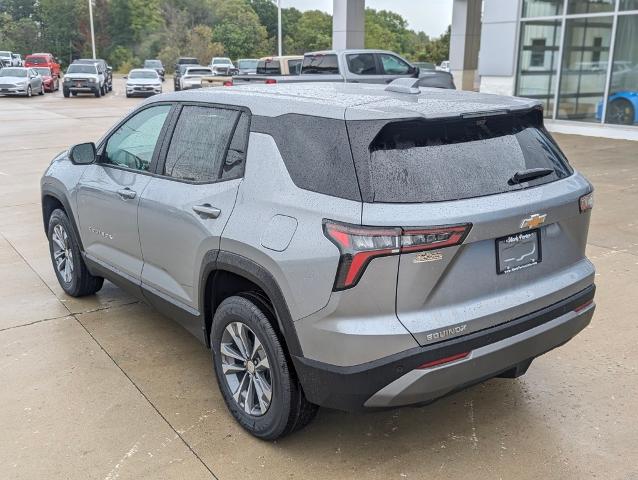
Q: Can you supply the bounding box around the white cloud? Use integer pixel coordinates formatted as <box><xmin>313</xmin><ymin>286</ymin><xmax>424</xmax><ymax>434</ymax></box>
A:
<box><xmin>281</xmin><ymin>0</ymin><xmax>453</xmax><ymax>37</ymax></box>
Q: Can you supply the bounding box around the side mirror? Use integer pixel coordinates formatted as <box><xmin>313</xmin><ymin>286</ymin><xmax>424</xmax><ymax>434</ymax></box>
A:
<box><xmin>69</xmin><ymin>142</ymin><xmax>97</xmax><ymax>165</ymax></box>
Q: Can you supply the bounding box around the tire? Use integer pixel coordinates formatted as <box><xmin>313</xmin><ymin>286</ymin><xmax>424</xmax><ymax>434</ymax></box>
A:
<box><xmin>94</xmin><ymin>87</ymin><xmax>101</xmax><ymax>98</ymax></box>
<box><xmin>26</xmin><ymin>86</ymin><xmax>32</xmax><ymax>97</ymax></box>
<box><xmin>63</xmin><ymin>87</ymin><xmax>70</xmax><ymax>98</ymax></box>
<box><xmin>47</xmin><ymin>209</ymin><xmax>104</xmax><ymax>297</ymax></box>
<box><xmin>38</xmin><ymin>85</ymin><xmax>44</xmax><ymax>95</ymax></box>
<box><xmin>71</xmin><ymin>91</ymin><xmax>77</xmax><ymax>96</ymax></box>
<box><xmin>607</xmin><ymin>98</ymin><xmax>635</xmax><ymax>125</ymax></box>
<box><xmin>210</xmin><ymin>295</ymin><xmax>317</xmax><ymax>440</ymax></box>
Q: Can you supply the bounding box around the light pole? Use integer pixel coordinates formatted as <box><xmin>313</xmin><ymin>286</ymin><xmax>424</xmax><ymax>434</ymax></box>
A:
<box><xmin>88</xmin><ymin>0</ymin><xmax>96</xmax><ymax>59</ymax></box>
<box><xmin>277</xmin><ymin>0</ymin><xmax>282</xmax><ymax>57</ymax></box>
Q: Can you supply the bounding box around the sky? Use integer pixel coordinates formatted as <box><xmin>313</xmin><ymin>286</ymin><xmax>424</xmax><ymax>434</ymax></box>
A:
<box><xmin>283</xmin><ymin>0</ymin><xmax>453</xmax><ymax>37</ymax></box>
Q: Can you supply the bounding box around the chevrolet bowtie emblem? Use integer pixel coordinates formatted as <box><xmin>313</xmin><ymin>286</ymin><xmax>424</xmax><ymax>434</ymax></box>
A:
<box><xmin>520</xmin><ymin>213</ymin><xmax>547</xmax><ymax>230</ymax></box>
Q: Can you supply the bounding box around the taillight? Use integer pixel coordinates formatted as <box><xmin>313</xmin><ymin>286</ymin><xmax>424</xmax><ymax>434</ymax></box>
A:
<box><xmin>323</xmin><ymin>220</ymin><xmax>471</xmax><ymax>290</ymax></box>
<box><xmin>579</xmin><ymin>191</ymin><xmax>594</xmax><ymax>212</ymax></box>
<box><xmin>223</xmin><ymin>80</ymin><xmax>233</xmax><ymax>87</ymax></box>
<box><xmin>265</xmin><ymin>78</ymin><xmax>277</xmax><ymax>84</ymax></box>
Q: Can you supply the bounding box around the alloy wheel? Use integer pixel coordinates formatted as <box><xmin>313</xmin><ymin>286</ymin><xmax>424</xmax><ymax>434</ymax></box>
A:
<box><xmin>220</xmin><ymin>321</ymin><xmax>272</xmax><ymax>416</ymax></box>
<box><xmin>51</xmin><ymin>224</ymin><xmax>74</xmax><ymax>284</ymax></box>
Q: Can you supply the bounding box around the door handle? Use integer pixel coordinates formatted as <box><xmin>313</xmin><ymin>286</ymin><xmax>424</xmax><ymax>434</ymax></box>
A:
<box><xmin>192</xmin><ymin>204</ymin><xmax>221</xmax><ymax>219</ymax></box>
<box><xmin>117</xmin><ymin>188</ymin><xmax>136</xmax><ymax>200</ymax></box>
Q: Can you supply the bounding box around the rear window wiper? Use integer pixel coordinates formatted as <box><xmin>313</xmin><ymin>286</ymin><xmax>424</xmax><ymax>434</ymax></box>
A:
<box><xmin>508</xmin><ymin>167</ymin><xmax>554</xmax><ymax>185</ymax></box>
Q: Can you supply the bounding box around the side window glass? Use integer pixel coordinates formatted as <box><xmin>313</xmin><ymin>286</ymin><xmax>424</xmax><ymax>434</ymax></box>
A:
<box><xmin>380</xmin><ymin>54</ymin><xmax>411</xmax><ymax>75</ymax></box>
<box><xmin>288</xmin><ymin>59</ymin><xmax>302</xmax><ymax>75</ymax></box>
<box><xmin>163</xmin><ymin>106</ymin><xmax>238</xmax><ymax>182</ymax></box>
<box><xmin>222</xmin><ymin>112</ymin><xmax>250</xmax><ymax>181</ymax></box>
<box><xmin>346</xmin><ymin>53</ymin><xmax>378</xmax><ymax>75</ymax></box>
<box><xmin>104</xmin><ymin>104</ymin><xmax>171</xmax><ymax>172</ymax></box>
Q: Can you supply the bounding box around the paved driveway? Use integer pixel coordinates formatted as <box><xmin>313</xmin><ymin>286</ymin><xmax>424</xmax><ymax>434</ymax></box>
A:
<box><xmin>1</xmin><ymin>79</ymin><xmax>637</xmax><ymax>479</ymax></box>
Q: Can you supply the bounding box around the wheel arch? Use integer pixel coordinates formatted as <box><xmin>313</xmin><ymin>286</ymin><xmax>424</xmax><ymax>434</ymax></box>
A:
<box><xmin>41</xmin><ymin>186</ymin><xmax>85</xmax><ymax>251</ymax></box>
<box><xmin>200</xmin><ymin>250</ymin><xmax>303</xmax><ymax>358</ymax></box>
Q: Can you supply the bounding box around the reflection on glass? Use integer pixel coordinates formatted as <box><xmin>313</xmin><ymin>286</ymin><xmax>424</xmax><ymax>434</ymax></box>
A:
<box><xmin>522</xmin><ymin>0</ymin><xmax>563</xmax><ymax>17</ymax></box>
<box><xmin>516</xmin><ymin>21</ymin><xmax>562</xmax><ymax>116</ymax></box>
<box><xmin>567</xmin><ymin>0</ymin><xmax>614</xmax><ymax>14</ymax></box>
<box><xmin>557</xmin><ymin>16</ymin><xmax>613</xmax><ymax>122</ymax></box>
<box><xmin>603</xmin><ymin>15</ymin><xmax>638</xmax><ymax>125</ymax></box>
<box><xmin>620</xmin><ymin>0</ymin><xmax>638</xmax><ymax>10</ymax></box>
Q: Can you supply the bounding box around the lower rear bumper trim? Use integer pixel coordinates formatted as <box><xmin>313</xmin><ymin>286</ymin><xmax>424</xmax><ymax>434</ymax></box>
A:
<box><xmin>292</xmin><ymin>284</ymin><xmax>595</xmax><ymax>411</ymax></box>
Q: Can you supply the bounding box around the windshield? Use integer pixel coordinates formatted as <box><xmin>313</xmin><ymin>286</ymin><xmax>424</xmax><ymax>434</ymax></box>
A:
<box><xmin>186</xmin><ymin>68</ymin><xmax>212</xmax><ymax>75</ymax></box>
<box><xmin>33</xmin><ymin>67</ymin><xmax>51</xmax><ymax>76</ymax></box>
<box><xmin>67</xmin><ymin>64</ymin><xmax>97</xmax><ymax>74</ymax></box>
<box><xmin>213</xmin><ymin>58</ymin><xmax>231</xmax><ymax>65</ymax></box>
<box><xmin>0</xmin><ymin>51</ymin><xmax>10</xmax><ymax>58</ymax></box>
<box><xmin>348</xmin><ymin>109</ymin><xmax>573</xmax><ymax>203</ymax></box>
<box><xmin>130</xmin><ymin>70</ymin><xmax>158</xmax><ymax>79</ymax></box>
<box><xmin>27</xmin><ymin>57</ymin><xmax>48</xmax><ymax>64</ymax></box>
<box><xmin>0</xmin><ymin>68</ymin><xmax>27</xmax><ymax>77</ymax></box>
<box><xmin>144</xmin><ymin>60</ymin><xmax>161</xmax><ymax>68</ymax></box>
<box><xmin>238</xmin><ymin>59</ymin><xmax>258</xmax><ymax>69</ymax></box>
<box><xmin>301</xmin><ymin>54</ymin><xmax>339</xmax><ymax>74</ymax></box>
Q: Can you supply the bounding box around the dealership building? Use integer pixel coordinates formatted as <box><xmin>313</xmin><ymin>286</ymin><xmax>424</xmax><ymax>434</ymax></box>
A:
<box><xmin>333</xmin><ymin>0</ymin><xmax>638</xmax><ymax>140</ymax></box>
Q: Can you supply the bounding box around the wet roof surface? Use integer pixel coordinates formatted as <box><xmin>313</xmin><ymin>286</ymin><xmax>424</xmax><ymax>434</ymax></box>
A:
<box><xmin>149</xmin><ymin>82</ymin><xmax>540</xmax><ymax>120</ymax></box>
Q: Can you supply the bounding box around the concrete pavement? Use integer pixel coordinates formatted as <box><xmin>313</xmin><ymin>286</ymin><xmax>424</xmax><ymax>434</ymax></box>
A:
<box><xmin>1</xmin><ymin>79</ymin><xmax>637</xmax><ymax>479</ymax></box>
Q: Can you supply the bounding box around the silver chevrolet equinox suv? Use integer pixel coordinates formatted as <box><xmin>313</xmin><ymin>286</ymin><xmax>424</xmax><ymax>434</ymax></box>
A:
<box><xmin>41</xmin><ymin>81</ymin><xmax>596</xmax><ymax>439</ymax></box>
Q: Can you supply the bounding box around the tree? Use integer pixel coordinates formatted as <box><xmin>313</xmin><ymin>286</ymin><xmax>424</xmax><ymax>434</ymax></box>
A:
<box><xmin>188</xmin><ymin>25</ymin><xmax>224</xmax><ymax>65</ymax></box>
<box><xmin>211</xmin><ymin>0</ymin><xmax>268</xmax><ymax>59</ymax></box>
<box><xmin>287</xmin><ymin>10</ymin><xmax>331</xmax><ymax>54</ymax></box>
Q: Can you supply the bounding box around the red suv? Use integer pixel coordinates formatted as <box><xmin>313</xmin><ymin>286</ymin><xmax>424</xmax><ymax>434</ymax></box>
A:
<box><xmin>25</xmin><ymin>53</ymin><xmax>61</xmax><ymax>78</ymax></box>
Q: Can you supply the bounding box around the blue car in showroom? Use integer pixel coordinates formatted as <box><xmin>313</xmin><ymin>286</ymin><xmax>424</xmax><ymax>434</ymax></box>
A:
<box><xmin>597</xmin><ymin>91</ymin><xmax>638</xmax><ymax>125</ymax></box>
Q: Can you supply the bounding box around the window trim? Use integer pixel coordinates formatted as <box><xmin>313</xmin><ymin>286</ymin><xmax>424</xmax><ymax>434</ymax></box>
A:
<box><xmin>96</xmin><ymin>101</ymin><xmax>178</xmax><ymax>177</ymax></box>
<box><xmin>154</xmin><ymin>101</ymin><xmax>252</xmax><ymax>185</ymax></box>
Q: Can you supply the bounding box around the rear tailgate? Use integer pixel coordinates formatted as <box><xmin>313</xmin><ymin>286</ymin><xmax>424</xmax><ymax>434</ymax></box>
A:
<box><xmin>349</xmin><ymin>108</ymin><xmax>595</xmax><ymax>346</ymax></box>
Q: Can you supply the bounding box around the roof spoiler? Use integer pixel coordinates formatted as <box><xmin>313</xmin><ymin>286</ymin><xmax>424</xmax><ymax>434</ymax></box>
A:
<box><xmin>385</xmin><ymin>71</ymin><xmax>456</xmax><ymax>94</ymax></box>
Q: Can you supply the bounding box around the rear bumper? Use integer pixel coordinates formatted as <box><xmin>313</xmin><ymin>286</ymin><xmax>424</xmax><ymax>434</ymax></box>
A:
<box><xmin>293</xmin><ymin>284</ymin><xmax>595</xmax><ymax>411</ymax></box>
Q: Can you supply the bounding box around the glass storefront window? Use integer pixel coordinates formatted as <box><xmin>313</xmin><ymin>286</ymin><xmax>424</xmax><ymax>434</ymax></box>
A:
<box><xmin>557</xmin><ymin>16</ymin><xmax>613</xmax><ymax>122</ymax></box>
<box><xmin>620</xmin><ymin>0</ymin><xmax>638</xmax><ymax>10</ymax></box>
<box><xmin>605</xmin><ymin>14</ymin><xmax>638</xmax><ymax>125</ymax></box>
<box><xmin>567</xmin><ymin>0</ymin><xmax>615</xmax><ymax>14</ymax></box>
<box><xmin>516</xmin><ymin>21</ymin><xmax>562</xmax><ymax>115</ymax></box>
<box><xmin>522</xmin><ymin>0</ymin><xmax>564</xmax><ymax>17</ymax></box>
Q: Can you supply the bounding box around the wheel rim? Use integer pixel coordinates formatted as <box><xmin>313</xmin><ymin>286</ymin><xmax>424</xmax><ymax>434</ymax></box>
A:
<box><xmin>52</xmin><ymin>224</ymin><xmax>74</xmax><ymax>284</ymax></box>
<box><xmin>220</xmin><ymin>321</ymin><xmax>272</xmax><ymax>416</ymax></box>
<box><xmin>608</xmin><ymin>101</ymin><xmax>633</xmax><ymax>125</ymax></box>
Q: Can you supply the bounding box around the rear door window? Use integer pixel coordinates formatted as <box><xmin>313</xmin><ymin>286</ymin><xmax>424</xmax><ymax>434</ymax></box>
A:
<box><xmin>301</xmin><ymin>54</ymin><xmax>339</xmax><ymax>74</ymax></box>
<box><xmin>349</xmin><ymin>110</ymin><xmax>573</xmax><ymax>203</ymax></box>
<box><xmin>346</xmin><ymin>53</ymin><xmax>378</xmax><ymax>75</ymax></box>
<box><xmin>163</xmin><ymin>106</ymin><xmax>239</xmax><ymax>183</ymax></box>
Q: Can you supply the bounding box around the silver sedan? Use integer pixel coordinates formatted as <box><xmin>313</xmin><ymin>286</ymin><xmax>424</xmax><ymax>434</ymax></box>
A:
<box><xmin>0</xmin><ymin>67</ymin><xmax>44</xmax><ymax>97</ymax></box>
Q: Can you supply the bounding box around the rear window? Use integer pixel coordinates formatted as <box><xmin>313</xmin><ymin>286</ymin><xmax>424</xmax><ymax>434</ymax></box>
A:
<box><xmin>185</xmin><ymin>68</ymin><xmax>212</xmax><ymax>75</ymax></box>
<box><xmin>27</xmin><ymin>56</ymin><xmax>47</xmax><ymax>64</ymax></box>
<box><xmin>348</xmin><ymin>109</ymin><xmax>573</xmax><ymax>203</ymax></box>
<box><xmin>301</xmin><ymin>54</ymin><xmax>339</xmax><ymax>74</ymax></box>
<box><xmin>257</xmin><ymin>59</ymin><xmax>281</xmax><ymax>75</ymax></box>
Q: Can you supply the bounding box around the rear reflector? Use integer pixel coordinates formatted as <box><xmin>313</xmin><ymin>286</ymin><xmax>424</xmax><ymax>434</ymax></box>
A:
<box><xmin>574</xmin><ymin>300</ymin><xmax>594</xmax><ymax>313</ymax></box>
<box><xmin>579</xmin><ymin>192</ymin><xmax>594</xmax><ymax>212</ymax></box>
<box><xmin>223</xmin><ymin>80</ymin><xmax>233</xmax><ymax>87</ymax></box>
<box><xmin>323</xmin><ymin>220</ymin><xmax>471</xmax><ymax>290</ymax></box>
<box><xmin>417</xmin><ymin>352</ymin><xmax>470</xmax><ymax>369</ymax></box>
<box><xmin>265</xmin><ymin>78</ymin><xmax>277</xmax><ymax>84</ymax></box>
